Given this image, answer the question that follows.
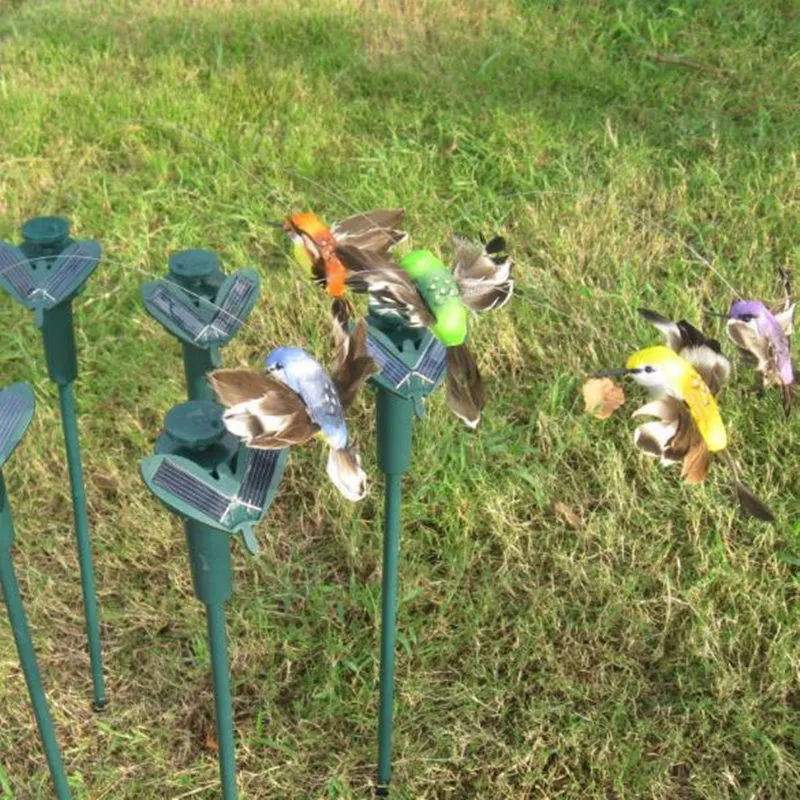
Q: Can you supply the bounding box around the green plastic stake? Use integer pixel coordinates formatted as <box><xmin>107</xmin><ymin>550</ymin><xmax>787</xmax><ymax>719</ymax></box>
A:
<box><xmin>364</xmin><ymin>312</ymin><xmax>448</xmax><ymax>796</ymax></box>
<box><xmin>0</xmin><ymin>217</ymin><xmax>107</xmax><ymax>711</ymax></box>
<box><xmin>141</xmin><ymin>401</ymin><xmax>287</xmax><ymax>800</ymax></box>
<box><xmin>141</xmin><ymin>249</ymin><xmax>261</xmax><ymax>402</ymax></box>
<box><xmin>0</xmin><ymin>383</ymin><xmax>72</xmax><ymax>799</ymax></box>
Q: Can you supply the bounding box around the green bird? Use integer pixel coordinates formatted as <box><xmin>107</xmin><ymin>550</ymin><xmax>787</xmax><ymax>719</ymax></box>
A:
<box><xmin>336</xmin><ymin>236</ymin><xmax>514</xmax><ymax>427</ymax></box>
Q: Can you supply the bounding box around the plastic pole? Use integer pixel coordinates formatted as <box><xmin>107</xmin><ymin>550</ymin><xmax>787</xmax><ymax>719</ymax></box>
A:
<box><xmin>374</xmin><ymin>388</ymin><xmax>414</xmax><ymax>796</ymax></box>
<box><xmin>182</xmin><ymin>344</ymin><xmax>215</xmax><ymax>403</ymax></box>
<box><xmin>185</xmin><ymin>520</ymin><xmax>237</xmax><ymax>800</ymax></box>
<box><xmin>0</xmin><ymin>476</ymin><xmax>72</xmax><ymax>799</ymax></box>
<box><xmin>57</xmin><ymin>382</ymin><xmax>106</xmax><ymax>711</ymax></box>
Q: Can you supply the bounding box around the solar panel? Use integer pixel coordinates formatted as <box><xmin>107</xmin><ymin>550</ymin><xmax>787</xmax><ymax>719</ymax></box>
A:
<box><xmin>0</xmin><ymin>243</ymin><xmax>36</xmax><ymax>303</ymax></box>
<box><xmin>367</xmin><ymin>333</ymin><xmax>412</xmax><ymax>389</ymax></box>
<box><xmin>0</xmin><ymin>383</ymin><xmax>35</xmax><ymax>469</ymax></box>
<box><xmin>237</xmin><ymin>449</ymin><xmax>281</xmax><ymax>509</ymax></box>
<box><xmin>366</xmin><ymin>328</ymin><xmax>449</xmax><ymax>392</ymax></box>
<box><xmin>143</xmin><ymin>283</ymin><xmax>208</xmax><ymax>341</ymax></box>
<box><xmin>414</xmin><ymin>338</ymin><xmax>448</xmax><ymax>384</ymax></box>
<box><xmin>152</xmin><ymin>458</ymin><xmax>232</xmax><ymax>523</ymax></box>
<box><xmin>0</xmin><ymin>241</ymin><xmax>99</xmax><ymax>310</ymax></box>
<box><xmin>38</xmin><ymin>241</ymin><xmax>100</xmax><ymax>306</ymax></box>
<box><xmin>142</xmin><ymin>268</ymin><xmax>259</xmax><ymax>347</ymax></box>
<box><xmin>143</xmin><ymin>444</ymin><xmax>286</xmax><ymax>540</ymax></box>
<box><xmin>206</xmin><ymin>272</ymin><xmax>258</xmax><ymax>340</ymax></box>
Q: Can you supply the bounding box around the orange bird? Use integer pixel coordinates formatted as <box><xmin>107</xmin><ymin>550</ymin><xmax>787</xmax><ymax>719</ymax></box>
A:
<box><xmin>282</xmin><ymin>209</ymin><xmax>406</xmax><ymax>327</ymax></box>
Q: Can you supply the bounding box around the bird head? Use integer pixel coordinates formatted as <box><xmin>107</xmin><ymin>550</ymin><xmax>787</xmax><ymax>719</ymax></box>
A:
<box><xmin>265</xmin><ymin>346</ymin><xmax>315</xmax><ymax>383</ymax></box>
<box><xmin>283</xmin><ymin>212</ymin><xmax>329</xmax><ymax>272</ymax></box>
<box><xmin>597</xmin><ymin>345</ymin><xmax>682</xmax><ymax>394</ymax></box>
<box><xmin>728</xmin><ymin>299</ymin><xmax>770</xmax><ymax>324</ymax></box>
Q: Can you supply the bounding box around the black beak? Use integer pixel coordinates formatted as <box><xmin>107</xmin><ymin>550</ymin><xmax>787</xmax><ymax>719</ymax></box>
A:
<box><xmin>266</xmin><ymin>220</ymin><xmax>285</xmax><ymax>229</ymax></box>
<box><xmin>703</xmin><ymin>305</ymin><xmax>728</xmax><ymax>319</ymax></box>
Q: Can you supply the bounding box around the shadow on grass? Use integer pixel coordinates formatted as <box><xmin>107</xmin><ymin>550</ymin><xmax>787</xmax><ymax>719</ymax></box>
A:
<box><xmin>4</xmin><ymin>0</ymin><xmax>797</xmax><ymax>164</ymax></box>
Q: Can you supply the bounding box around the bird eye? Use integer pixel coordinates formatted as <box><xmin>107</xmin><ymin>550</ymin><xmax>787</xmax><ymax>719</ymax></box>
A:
<box><xmin>644</xmin><ymin>366</ymin><xmax>655</xmax><ymax>374</ymax></box>
<box><xmin>740</xmin><ymin>314</ymin><xmax>754</xmax><ymax>323</ymax></box>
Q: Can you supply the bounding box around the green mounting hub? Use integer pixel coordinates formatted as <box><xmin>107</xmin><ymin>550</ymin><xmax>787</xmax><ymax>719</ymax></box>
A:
<box><xmin>168</xmin><ymin>249</ymin><xmax>224</xmax><ymax>298</ymax></box>
<box><xmin>156</xmin><ymin>401</ymin><xmax>239</xmax><ymax>471</ymax></box>
<box><xmin>21</xmin><ymin>216</ymin><xmax>72</xmax><ymax>255</ymax></box>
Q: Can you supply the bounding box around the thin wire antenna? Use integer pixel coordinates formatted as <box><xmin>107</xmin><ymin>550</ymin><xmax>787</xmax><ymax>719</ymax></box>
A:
<box><xmin>0</xmin><ymin>253</ymin><xmax>265</xmax><ymax>335</ymax></box>
<box><xmin>130</xmin><ymin>116</ymin><xmax>387</xmax><ymax>224</ymax></box>
<box><xmin>129</xmin><ymin>119</ymin><xmax>747</xmax><ymax>301</ymax></box>
<box><xmin>499</xmin><ymin>187</ymin><xmax>745</xmax><ymax>299</ymax></box>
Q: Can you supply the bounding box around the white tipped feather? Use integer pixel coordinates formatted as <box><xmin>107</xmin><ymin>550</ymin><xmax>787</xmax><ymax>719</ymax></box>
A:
<box><xmin>326</xmin><ymin>447</ymin><xmax>367</xmax><ymax>501</ymax></box>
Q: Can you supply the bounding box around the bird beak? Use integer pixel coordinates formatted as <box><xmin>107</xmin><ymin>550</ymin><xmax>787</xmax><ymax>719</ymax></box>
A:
<box><xmin>593</xmin><ymin>368</ymin><xmax>635</xmax><ymax>378</ymax></box>
<box><xmin>265</xmin><ymin>220</ymin><xmax>285</xmax><ymax>229</ymax></box>
<box><xmin>703</xmin><ymin>305</ymin><xmax>728</xmax><ymax>319</ymax></box>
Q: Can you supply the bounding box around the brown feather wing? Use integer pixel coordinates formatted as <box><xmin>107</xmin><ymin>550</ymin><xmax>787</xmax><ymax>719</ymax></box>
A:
<box><xmin>332</xmin><ymin>208</ymin><xmax>407</xmax><ymax>254</ymax></box>
<box><xmin>445</xmin><ymin>344</ymin><xmax>486</xmax><ymax>428</ymax></box>
<box><xmin>209</xmin><ymin>370</ymin><xmax>287</xmax><ymax>408</ymax></box>
<box><xmin>632</xmin><ymin>398</ymin><xmax>703</xmax><ymax>463</ymax></box>
<box><xmin>453</xmin><ymin>237</ymin><xmax>514</xmax><ymax>313</ymax></box>
<box><xmin>335</xmin><ymin>245</ymin><xmax>435</xmax><ymax>328</ymax></box>
<box><xmin>726</xmin><ymin>320</ymin><xmax>772</xmax><ymax>373</ymax></box>
<box><xmin>330</xmin><ymin>319</ymin><xmax>380</xmax><ymax>410</ymax></box>
<box><xmin>209</xmin><ymin>369</ymin><xmax>319</xmax><ymax>448</ymax></box>
<box><xmin>772</xmin><ymin>301</ymin><xmax>795</xmax><ymax>337</ymax></box>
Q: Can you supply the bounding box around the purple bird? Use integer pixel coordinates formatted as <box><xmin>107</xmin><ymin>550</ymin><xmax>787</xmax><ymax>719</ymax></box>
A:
<box><xmin>726</xmin><ymin>275</ymin><xmax>795</xmax><ymax>415</ymax></box>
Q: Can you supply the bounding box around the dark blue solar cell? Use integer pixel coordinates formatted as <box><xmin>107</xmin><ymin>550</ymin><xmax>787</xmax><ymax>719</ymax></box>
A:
<box><xmin>42</xmin><ymin>243</ymin><xmax>96</xmax><ymax>303</ymax></box>
<box><xmin>0</xmin><ymin>383</ymin><xmax>34</xmax><ymax>468</ymax></box>
<box><xmin>212</xmin><ymin>274</ymin><xmax>257</xmax><ymax>338</ymax></box>
<box><xmin>0</xmin><ymin>243</ymin><xmax>36</xmax><ymax>301</ymax></box>
<box><xmin>152</xmin><ymin>458</ymin><xmax>231</xmax><ymax>522</ymax></box>
<box><xmin>414</xmin><ymin>339</ymin><xmax>448</xmax><ymax>384</ymax></box>
<box><xmin>367</xmin><ymin>333</ymin><xmax>410</xmax><ymax>388</ymax></box>
<box><xmin>148</xmin><ymin>284</ymin><xmax>207</xmax><ymax>340</ymax></box>
<box><xmin>237</xmin><ymin>449</ymin><xmax>280</xmax><ymax>509</ymax></box>
<box><xmin>0</xmin><ymin>390</ymin><xmax>25</xmax><ymax>456</ymax></box>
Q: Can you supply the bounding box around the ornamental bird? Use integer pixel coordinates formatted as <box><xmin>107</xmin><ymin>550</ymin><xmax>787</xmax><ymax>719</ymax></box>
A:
<box><xmin>209</xmin><ymin>320</ymin><xmax>379</xmax><ymax>501</ymax></box>
<box><xmin>724</xmin><ymin>271</ymin><xmax>795</xmax><ymax>416</ymax></box>
<box><xmin>637</xmin><ymin>308</ymin><xmax>732</xmax><ymax>394</ymax></box>
<box><xmin>597</xmin><ymin>311</ymin><xmax>774</xmax><ymax>521</ymax></box>
<box><xmin>335</xmin><ymin>236</ymin><xmax>514</xmax><ymax>428</ymax></box>
<box><xmin>281</xmin><ymin>209</ymin><xmax>406</xmax><ymax>329</ymax></box>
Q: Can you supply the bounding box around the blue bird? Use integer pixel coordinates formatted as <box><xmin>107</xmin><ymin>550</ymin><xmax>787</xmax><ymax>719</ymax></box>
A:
<box><xmin>210</xmin><ymin>320</ymin><xmax>378</xmax><ymax>501</ymax></box>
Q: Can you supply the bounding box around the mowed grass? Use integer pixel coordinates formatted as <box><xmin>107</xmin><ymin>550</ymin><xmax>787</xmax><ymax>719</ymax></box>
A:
<box><xmin>0</xmin><ymin>0</ymin><xmax>798</xmax><ymax>797</ymax></box>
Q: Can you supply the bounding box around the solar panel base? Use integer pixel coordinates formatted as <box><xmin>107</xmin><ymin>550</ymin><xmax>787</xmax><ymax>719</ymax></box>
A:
<box><xmin>0</xmin><ymin>240</ymin><xmax>99</xmax><ymax>311</ymax></box>
<box><xmin>41</xmin><ymin>241</ymin><xmax>100</xmax><ymax>306</ymax></box>
<box><xmin>142</xmin><ymin>268</ymin><xmax>259</xmax><ymax>348</ymax></box>
<box><xmin>366</xmin><ymin>326</ymin><xmax>448</xmax><ymax>400</ymax></box>
<box><xmin>142</xmin><ymin>444</ymin><xmax>287</xmax><ymax>541</ymax></box>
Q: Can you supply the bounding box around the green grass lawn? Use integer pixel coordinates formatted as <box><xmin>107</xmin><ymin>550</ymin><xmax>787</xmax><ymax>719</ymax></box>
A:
<box><xmin>1</xmin><ymin>0</ymin><xmax>798</xmax><ymax>797</ymax></box>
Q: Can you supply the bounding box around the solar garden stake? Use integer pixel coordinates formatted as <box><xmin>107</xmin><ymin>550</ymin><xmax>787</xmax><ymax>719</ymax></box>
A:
<box><xmin>0</xmin><ymin>383</ymin><xmax>72</xmax><ymax>799</ymax></box>
<box><xmin>363</xmin><ymin>313</ymin><xmax>448</xmax><ymax>797</ymax></box>
<box><xmin>141</xmin><ymin>400</ymin><xmax>287</xmax><ymax>800</ymax></box>
<box><xmin>141</xmin><ymin>249</ymin><xmax>261</xmax><ymax>403</ymax></box>
<box><xmin>0</xmin><ymin>216</ymin><xmax>107</xmax><ymax>711</ymax></box>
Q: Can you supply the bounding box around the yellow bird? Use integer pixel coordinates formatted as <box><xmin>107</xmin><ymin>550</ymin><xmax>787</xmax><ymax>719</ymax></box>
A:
<box><xmin>596</xmin><ymin>310</ymin><xmax>774</xmax><ymax>522</ymax></box>
<box><xmin>624</xmin><ymin>345</ymin><xmax>728</xmax><ymax>452</ymax></box>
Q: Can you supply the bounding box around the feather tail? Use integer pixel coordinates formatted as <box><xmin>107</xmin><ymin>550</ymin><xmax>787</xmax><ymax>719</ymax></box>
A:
<box><xmin>718</xmin><ymin>449</ymin><xmax>775</xmax><ymax>522</ymax></box>
<box><xmin>330</xmin><ymin>319</ymin><xmax>380</xmax><ymax>410</ymax></box>
<box><xmin>326</xmin><ymin>447</ymin><xmax>367</xmax><ymax>501</ymax></box>
<box><xmin>331</xmin><ymin>297</ymin><xmax>355</xmax><ymax>333</ymax></box>
<box><xmin>781</xmin><ymin>382</ymin><xmax>793</xmax><ymax>418</ymax></box>
<box><xmin>445</xmin><ymin>344</ymin><xmax>486</xmax><ymax>428</ymax></box>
